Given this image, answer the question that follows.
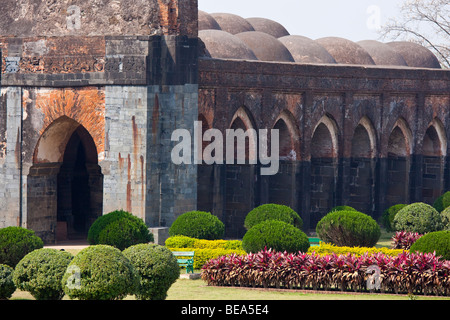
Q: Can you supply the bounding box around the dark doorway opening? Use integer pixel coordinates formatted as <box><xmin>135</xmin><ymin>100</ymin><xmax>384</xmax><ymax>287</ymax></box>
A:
<box><xmin>57</xmin><ymin>126</ymin><xmax>103</xmax><ymax>241</ymax></box>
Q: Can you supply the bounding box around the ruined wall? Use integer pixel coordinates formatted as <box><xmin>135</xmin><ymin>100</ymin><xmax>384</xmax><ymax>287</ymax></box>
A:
<box><xmin>198</xmin><ymin>58</ymin><xmax>450</xmax><ymax>237</ymax></box>
<box><xmin>0</xmin><ymin>0</ymin><xmax>199</xmax><ymax>242</ymax></box>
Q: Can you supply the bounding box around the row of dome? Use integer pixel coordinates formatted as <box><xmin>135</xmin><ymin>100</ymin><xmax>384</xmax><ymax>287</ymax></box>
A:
<box><xmin>198</xmin><ymin>11</ymin><xmax>441</xmax><ymax>69</ymax></box>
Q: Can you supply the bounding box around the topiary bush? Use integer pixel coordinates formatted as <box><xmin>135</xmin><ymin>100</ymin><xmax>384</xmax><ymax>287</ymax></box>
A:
<box><xmin>62</xmin><ymin>245</ymin><xmax>139</xmax><ymax>300</ymax></box>
<box><xmin>87</xmin><ymin>210</ymin><xmax>153</xmax><ymax>250</ymax></box>
<box><xmin>410</xmin><ymin>230</ymin><xmax>450</xmax><ymax>261</ymax></box>
<box><xmin>244</xmin><ymin>204</ymin><xmax>303</xmax><ymax>230</ymax></box>
<box><xmin>123</xmin><ymin>243</ymin><xmax>180</xmax><ymax>300</ymax></box>
<box><xmin>440</xmin><ymin>206</ymin><xmax>450</xmax><ymax>230</ymax></box>
<box><xmin>0</xmin><ymin>264</ymin><xmax>15</xmax><ymax>300</ymax></box>
<box><xmin>381</xmin><ymin>204</ymin><xmax>407</xmax><ymax>232</ymax></box>
<box><xmin>242</xmin><ymin>220</ymin><xmax>310</xmax><ymax>253</ymax></box>
<box><xmin>13</xmin><ymin>248</ymin><xmax>73</xmax><ymax>300</ymax></box>
<box><xmin>169</xmin><ymin>211</ymin><xmax>225</xmax><ymax>240</ymax></box>
<box><xmin>393</xmin><ymin>202</ymin><xmax>444</xmax><ymax>234</ymax></box>
<box><xmin>330</xmin><ymin>205</ymin><xmax>357</xmax><ymax>212</ymax></box>
<box><xmin>433</xmin><ymin>191</ymin><xmax>450</xmax><ymax>212</ymax></box>
<box><xmin>0</xmin><ymin>226</ymin><xmax>44</xmax><ymax>268</ymax></box>
<box><xmin>316</xmin><ymin>210</ymin><xmax>381</xmax><ymax>247</ymax></box>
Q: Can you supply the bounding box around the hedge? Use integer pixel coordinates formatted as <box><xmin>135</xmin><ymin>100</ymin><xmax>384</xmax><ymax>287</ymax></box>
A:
<box><xmin>166</xmin><ymin>236</ymin><xmax>243</xmax><ymax>250</ymax></box>
<box><xmin>307</xmin><ymin>242</ymin><xmax>405</xmax><ymax>257</ymax></box>
<box><xmin>169</xmin><ymin>248</ymin><xmax>246</xmax><ymax>270</ymax></box>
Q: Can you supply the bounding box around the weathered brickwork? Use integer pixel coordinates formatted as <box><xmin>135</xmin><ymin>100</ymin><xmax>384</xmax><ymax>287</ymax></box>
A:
<box><xmin>197</xmin><ymin>59</ymin><xmax>449</xmax><ymax>237</ymax></box>
<box><xmin>0</xmin><ymin>0</ymin><xmax>199</xmax><ymax>243</ymax></box>
<box><xmin>0</xmin><ymin>0</ymin><xmax>449</xmax><ymax>242</ymax></box>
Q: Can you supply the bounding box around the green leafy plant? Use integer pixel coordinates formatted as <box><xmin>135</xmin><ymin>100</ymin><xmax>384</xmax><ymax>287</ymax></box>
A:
<box><xmin>13</xmin><ymin>248</ymin><xmax>73</xmax><ymax>300</ymax></box>
<box><xmin>62</xmin><ymin>245</ymin><xmax>139</xmax><ymax>300</ymax></box>
<box><xmin>381</xmin><ymin>204</ymin><xmax>407</xmax><ymax>232</ymax></box>
<box><xmin>393</xmin><ymin>202</ymin><xmax>444</xmax><ymax>234</ymax></box>
<box><xmin>409</xmin><ymin>230</ymin><xmax>450</xmax><ymax>261</ymax></box>
<box><xmin>433</xmin><ymin>191</ymin><xmax>450</xmax><ymax>212</ymax></box>
<box><xmin>440</xmin><ymin>206</ymin><xmax>450</xmax><ymax>230</ymax></box>
<box><xmin>0</xmin><ymin>226</ymin><xmax>44</xmax><ymax>268</ymax></box>
<box><xmin>316</xmin><ymin>210</ymin><xmax>381</xmax><ymax>247</ymax></box>
<box><xmin>330</xmin><ymin>205</ymin><xmax>357</xmax><ymax>212</ymax></box>
<box><xmin>244</xmin><ymin>204</ymin><xmax>303</xmax><ymax>230</ymax></box>
<box><xmin>0</xmin><ymin>264</ymin><xmax>15</xmax><ymax>300</ymax></box>
<box><xmin>169</xmin><ymin>211</ymin><xmax>225</xmax><ymax>240</ymax></box>
<box><xmin>87</xmin><ymin>210</ymin><xmax>153</xmax><ymax>249</ymax></box>
<box><xmin>123</xmin><ymin>243</ymin><xmax>180</xmax><ymax>300</ymax></box>
<box><xmin>242</xmin><ymin>220</ymin><xmax>310</xmax><ymax>253</ymax></box>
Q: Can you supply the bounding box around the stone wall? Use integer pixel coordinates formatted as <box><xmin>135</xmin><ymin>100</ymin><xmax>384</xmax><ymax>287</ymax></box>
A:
<box><xmin>198</xmin><ymin>58</ymin><xmax>450</xmax><ymax>237</ymax></box>
<box><xmin>0</xmin><ymin>0</ymin><xmax>199</xmax><ymax>243</ymax></box>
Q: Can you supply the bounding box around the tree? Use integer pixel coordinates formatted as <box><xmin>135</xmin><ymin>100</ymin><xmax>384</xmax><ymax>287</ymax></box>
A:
<box><xmin>379</xmin><ymin>0</ymin><xmax>449</xmax><ymax>68</ymax></box>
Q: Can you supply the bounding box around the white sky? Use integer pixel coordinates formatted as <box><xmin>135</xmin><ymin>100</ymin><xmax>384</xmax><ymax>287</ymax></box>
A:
<box><xmin>198</xmin><ymin>0</ymin><xmax>405</xmax><ymax>42</ymax></box>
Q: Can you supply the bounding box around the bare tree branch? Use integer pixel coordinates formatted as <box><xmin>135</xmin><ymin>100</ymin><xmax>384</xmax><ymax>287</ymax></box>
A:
<box><xmin>379</xmin><ymin>0</ymin><xmax>450</xmax><ymax>68</ymax></box>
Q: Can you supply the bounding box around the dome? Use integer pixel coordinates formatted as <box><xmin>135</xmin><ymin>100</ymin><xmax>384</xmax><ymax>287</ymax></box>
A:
<box><xmin>357</xmin><ymin>40</ymin><xmax>407</xmax><ymax>66</ymax></box>
<box><xmin>279</xmin><ymin>35</ymin><xmax>337</xmax><ymax>64</ymax></box>
<box><xmin>235</xmin><ymin>31</ymin><xmax>295</xmax><ymax>62</ymax></box>
<box><xmin>315</xmin><ymin>37</ymin><xmax>375</xmax><ymax>65</ymax></box>
<box><xmin>209</xmin><ymin>13</ymin><xmax>255</xmax><ymax>35</ymax></box>
<box><xmin>386</xmin><ymin>41</ymin><xmax>441</xmax><ymax>69</ymax></box>
<box><xmin>198</xmin><ymin>10</ymin><xmax>221</xmax><ymax>31</ymax></box>
<box><xmin>199</xmin><ymin>29</ymin><xmax>258</xmax><ymax>61</ymax></box>
<box><xmin>246</xmin><ymin>17</ymin><xmax>290</xmax><ymax>38</ymax></box>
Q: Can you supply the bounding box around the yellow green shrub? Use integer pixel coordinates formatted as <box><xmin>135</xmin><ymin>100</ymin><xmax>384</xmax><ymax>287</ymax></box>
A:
<box><xmin>307</xmin><ymin>242</ymin><xmax>406</xmax><ymax>257</ymax></box>
<box><xmin>169</xmin><ymin>248</ymin><xmax>246</xmax><ymax>269</ymax></box>
<box><xmin>165</xmin><ymin>236</ymin><xmax>243</xmax><ymax>250</ymax></box>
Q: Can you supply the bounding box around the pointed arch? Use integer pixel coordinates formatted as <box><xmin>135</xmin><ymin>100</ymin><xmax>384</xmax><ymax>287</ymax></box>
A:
<box><xmin>352</xmin><ymin>116</ymin><xmax>377</xmax><ymax>158</ymax></box>
<box><xmin>388</xmin><ymin>118</ymin><xmax>413</xmax><ymax>157</ymax></box>
<box><xmin>228</xmin><ymin>106</ymin><xmax>257</xmax><ymax>163</ymax></box>
<box><xmin>273</xmin><ymin>109</ymin><xmax>300</xmax><ymax>160</ymax></box>
<box><xmin>311</xmin><ymin>114</ymin><xmax>339</xmax><ymax>158</ymax></box>
<box><xmin>423</xmin><ymin>118</ymin><xmax>447</xmax><ymax>157</ymax></box>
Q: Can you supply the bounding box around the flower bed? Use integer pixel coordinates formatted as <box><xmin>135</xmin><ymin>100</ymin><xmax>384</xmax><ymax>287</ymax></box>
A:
<box><xmin>201</xmin><ymin>249</ymin><xmax>450</xmax><ymax>296</ymax></box>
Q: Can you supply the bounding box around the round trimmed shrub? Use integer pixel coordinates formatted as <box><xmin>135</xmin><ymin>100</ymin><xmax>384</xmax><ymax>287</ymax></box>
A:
<box><xmin>242</xmin><ymin>220</ymin><xmax>310</xmax><ymax>253</ymax></box>
<box><xmin>440</xmin><ymin>206</ymin><xmax>450</xmax><ymax>230</ymax></box>
<box><xmin>123</xmin><ymin>243</ymin><xmax>180</xmax><ymax>300</ymax></box>
<box><xmin>330</xmin><ymin>205</ymin><xmax>356</xmax><ymax>212</ymax></box>
<box><xmin>0</xmin><ymin>227</ymin><xmax>44</xmax><ymax>268</ymax></box>
<box><xmin>316</xmin><ymin>210</ymin><xmax>381</xmax><ymax>247</ymax></box>
<box><xmin>433</xmin><ymin>191</ymin><xmax>450</xmax><ymax>212</ymax></box>
<box><xmin>87</xmin><ymin>210</ymin><xmax>153</xmax><ymax>249</ymax></box>
<box><xmin>410</xmin><ymin>230</ymin><xmax>450</xmax><ymax>260</ymax></box>
<box><xmin>0</xmin><ymin>264</ymin><xmax>15</xmax><ymax>300</ymax></box>
<box><xmin>381</xmin><ymin>204</ymin><xmax>407</xmax><ymax>231</ymax></box>
<box><xmin>244</xmin><ymin>204</ymin><xmax>303</xmax><ymax>230</ymax></box>
<box><xmin>62</xmin><ymin>245</ymin><xmax>139</xmax><ymax>300</ymax></box>
<box><xmin>169</xmin><ymin>211</ymin><xmax>225</xmax><ymax>240</ymax></box>
<box><xmin>393</xmin><ymin>202</ymin><xmax>444</xmax><ymax>234</ymax></box>
<box><xmin>13</xmin><ymin>248</ymin><xmax>73</xmax><ymax>300</ymax></box>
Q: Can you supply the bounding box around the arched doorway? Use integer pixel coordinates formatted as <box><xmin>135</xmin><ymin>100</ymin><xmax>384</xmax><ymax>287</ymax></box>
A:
<box><xmin>386</xmin><ymin>119</ymin><xmax>411</xmax><ymax>208</ymax></box>
<box><xmin>310</xmin><ymin>115</ymin><xmax>339</xmax><ymax>229</ymax></box>
<box><xmin>422</xmin><ymin>120</ymin><xmax>446</xmax><ymax>204</ymax></box>
<box><xmin>27</xmin><ymin>117</ymin><xmax>103</xmax><ymax>243</ymax></box>
<box><xmin>349</xmin><ymin>117</ymin><xmax>376</xmax><ymax>215</ymax></box>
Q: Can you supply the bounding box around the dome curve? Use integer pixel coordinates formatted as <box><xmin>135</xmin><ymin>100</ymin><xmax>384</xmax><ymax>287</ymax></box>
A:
<box><xmin>235</xmin><ymin>31</ymin><xmax>295</xmax><ymax>62</ymax></box>
<box><xmin>279</xmin><ymin>35</ymin><xmax>337</xmax><ymax>64</ymax></box>
<box><xmin>357</xmin><ymin>40</ymin><xmax>408</xmax><ymax>66</ymax></box>
<box><xmin>209</xmin><ymin>13</ymin><xmax>255</xmax><ymax>35</ymax></box>
<box><xmin>246</xmin><ymin>17</ymin><xmax>290</xmax><ymax>38</ymax></box>
<box><xmin>199</xmin><ymin>29</ymin><xmax>258</xmax><ymax>61</ymax></box>
<box><xmin>198</xmin><ymin>10</ymin><xmax>221</xmax><ymax>31</ymax></box>
<box><xmin>386</xmin><ymin>41</ymin><xmax>441</xmax><ymax>69</ymax></box>
<box><xmin>315</xmin><ymin>37</ymin><xmax>375</xmax><ymax>65</ymax></box>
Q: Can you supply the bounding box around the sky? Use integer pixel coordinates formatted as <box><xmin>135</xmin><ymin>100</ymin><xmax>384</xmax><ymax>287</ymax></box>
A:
<box><xmin>198</xmin><ymin>0</ymin><xmax>405</xmax><ymax>42</ymax></box>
